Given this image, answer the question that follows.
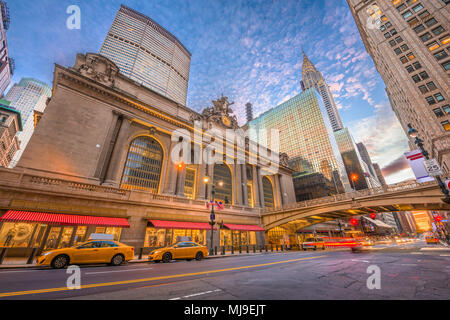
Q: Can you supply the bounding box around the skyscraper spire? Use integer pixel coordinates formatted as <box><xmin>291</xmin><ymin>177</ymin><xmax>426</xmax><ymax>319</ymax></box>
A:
<box><xmin>300</xmin><ymin>51</ymin><xmax>343</xmax><ymax>131</ymax></box>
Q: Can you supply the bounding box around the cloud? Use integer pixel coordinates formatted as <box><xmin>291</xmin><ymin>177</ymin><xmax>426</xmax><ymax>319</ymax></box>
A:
<box><xmin>381</xmin><ymin>155</ymin><xmax>410</xmax><ymax>176</ymax></box>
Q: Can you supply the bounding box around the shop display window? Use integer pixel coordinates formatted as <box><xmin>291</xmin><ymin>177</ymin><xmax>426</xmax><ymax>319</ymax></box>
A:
<box><xmin>0</xmin><ymin>222</ymin><xmax>35</xmax><ymax>247</ymax></box>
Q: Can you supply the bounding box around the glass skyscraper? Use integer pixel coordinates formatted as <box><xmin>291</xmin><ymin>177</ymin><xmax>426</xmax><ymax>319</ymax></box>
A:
<box><xmin>249</xmin><ymin>88</ymin><xmax>352</xmax><ymax>194</ymax></box>
<box><xmin>99</xmin><ymin>5</ymin><xmax>191</xmax><ymax>106</ymax></box>
<box><xmin>0</xmin><ymin>1</ymin><xmax>12</xmax><ymax>97</ymax></box>
<box><xmin>5</xmin><ymin>78</ymin><xmax>51</xmax><ymax>167</ymax></box>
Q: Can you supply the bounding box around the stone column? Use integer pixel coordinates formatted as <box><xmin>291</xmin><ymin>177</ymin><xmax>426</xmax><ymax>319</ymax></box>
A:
<box><xmin>96</xmin><ymin>111</ymin><xmax>120</xmax><ymax>180</ymax></box>
<box><xmin>103</xmin><ymin>117</ymin><xmax>131</xmax><ymax>187</ymax></box>
<box><xmin>197</xmin><ymin>160</ymin><xmax>207</xmax><ymax>200</ymax></box>
<box><xmin>233</xmin><ymin>160</ymin><xmax>242</xmax><ymax>205</ymax></box>
<box><xmin>241</xmin><ymin>164</ymin><xmax>249</xmax><ymax>206</ymax></box>
<box><xmin>257</xmin><ymin>167</ymin><xmax>265</xmax><ymax>208</ymax></box>
<box><xmin>273</xmin><ymin>174</ymin><xmax>283</xmax><ymax>208</ymax></box>
<box><xmin>252</xmin><ymin>165</ymin><xmax>261</xmax><ymax>208</ymax></box>
<box><xmin>176</xmin><ymin>165</ymin><xmax>186</xmax><ymax>197</ymax></box>
<box><xmin>164</xmin><ymin>141</ymin><xmax>178</xmax><ymax>195</ymax></box>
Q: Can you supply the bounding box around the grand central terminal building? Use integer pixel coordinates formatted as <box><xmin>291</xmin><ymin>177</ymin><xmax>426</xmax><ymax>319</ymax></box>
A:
<box><xmin>0</xmin><ymin>53</ymin><xmax>296</xmax><ymax>257</ymax></box>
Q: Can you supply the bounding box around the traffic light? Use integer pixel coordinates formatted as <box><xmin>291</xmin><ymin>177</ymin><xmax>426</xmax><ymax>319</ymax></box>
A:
<box><xmin>370</xmin><ymin>213</ymin><xmax>376</xmax><ymax>220</ymax></box>
<box><xmin>435</xmin><ymin>215</ymin><xmax>442</xmax><ymax>222</ymax></box>
<box><xmin>350</xmin><ymin>218</ymin><xmax>358</xmax><ymax>226</ymax></box>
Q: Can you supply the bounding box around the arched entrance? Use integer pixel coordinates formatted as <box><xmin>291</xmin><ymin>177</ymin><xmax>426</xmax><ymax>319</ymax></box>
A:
<box><xmin>262</xmin><ymin>176</ymin><xmax>275</xmax><ymax>208</ymax></box>
<box><xmin>213</xmin><ymin>163</ymin><xmax>233</xmax><ymax>204</ymax></box>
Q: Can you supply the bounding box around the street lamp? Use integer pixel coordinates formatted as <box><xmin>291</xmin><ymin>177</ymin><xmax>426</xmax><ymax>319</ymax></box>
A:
<box><xmin>407</xmin><ymin>124</ymin><xmax>450</xmax><ymax>204</ymax></box>
<box><xmin>203</xmin><ymin>176</ymin><xmax>223</xmax><ymax>255</ymax></box>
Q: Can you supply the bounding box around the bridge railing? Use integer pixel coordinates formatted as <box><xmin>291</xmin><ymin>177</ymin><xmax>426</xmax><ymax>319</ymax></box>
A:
<box><xmin>264</xmin><ymin>180</ymin><xmax>438</xmax><ymax>213</ymax></box>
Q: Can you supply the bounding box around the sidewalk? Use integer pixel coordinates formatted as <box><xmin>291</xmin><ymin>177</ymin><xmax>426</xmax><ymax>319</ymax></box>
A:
<box><xmin>0</xmin><ymin>248</ymin><xmax>345</xmax><ymax>270</ymax></box>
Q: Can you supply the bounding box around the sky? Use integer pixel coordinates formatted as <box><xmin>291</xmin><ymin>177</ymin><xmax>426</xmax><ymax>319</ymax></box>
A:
<box><xmin>6</xmin><ymin>0</ymin><xmax>415</xmax><ymax>184</ymax></box>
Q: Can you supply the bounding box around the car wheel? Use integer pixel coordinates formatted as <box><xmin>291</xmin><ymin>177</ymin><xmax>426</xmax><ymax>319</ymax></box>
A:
<box><xmin>186</xmin><ymin>259</ymin><xmax>192</xmax><ymax>261</ymax></box>
<box><xmin>195</xmin><ymin>252</ymin><xmax>204</xmax><ymax>261</ymax></box>
<box><xmin>302</xmin><ymin>247</ymin><xmax>306</xmax><ymax>251</ymax></box>
<box><xmin>111</xmin><ymin>254</ymin><xmax>124</xmax><ymax>266</ymax></box>
<box><xmin>162</xmin><ymin>252</ymin><xmax>172</xmax><ymax>263</ymax></box>
<box><xmin>153</xmin><ymin>260</ymin><xmax>160</xmax><ymax>263</ymax></box>
<box><xmin>322</xmin><ymin>245</ymin><xmax>326</xmax><ymax>250</ymax></box>
<box><xmin>51</xmin><ymin>255</ymin><xmax>69</xmax><ymax>269</ymax></box>
<box><xmin>313</xmin><ymin>246</ymin><xmax>317</xmax><ymax>251</ymax></box>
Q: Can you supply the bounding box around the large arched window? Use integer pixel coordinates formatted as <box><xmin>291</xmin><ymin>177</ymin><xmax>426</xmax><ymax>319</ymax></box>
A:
<box><xmin>120</xmin><ymin>136</ymin><xmax>163</xmax><ymax>192</ymax></box>
<box><xmin>213</xmin><ymin>163</ymin><xmax>232</xmax><ymax>204</ymax></box>
<box><xmin>262</xmin><ymin>176</ymin><xmax>275</xmax><ymax>208</ymax></box>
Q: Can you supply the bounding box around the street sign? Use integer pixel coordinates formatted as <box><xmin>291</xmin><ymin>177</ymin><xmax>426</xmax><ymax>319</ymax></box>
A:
<box><xmin>423</xmin><ymin>159</ymin><xmax>443</xmax><ymax>176</ymax></box>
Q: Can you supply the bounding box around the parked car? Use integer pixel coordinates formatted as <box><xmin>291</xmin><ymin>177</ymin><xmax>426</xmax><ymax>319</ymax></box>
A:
<box><xmin>148</xmin><ymin>241</ymin><xmax>209</xmax><ymax>263</ymax></box>
<box><xmin>301</xmin><ymin>237</ymin><xmax>326</xmax><ymax>251</ymax></box>
<box><xmin>37</xmin><ymin>238</ymin><xmax>135</xmax><ymax>269</ymax></box>
<box><xmin>425</xmin><ymin>236</ymin><xmax>440</xmax><ymax>244</ymax></box>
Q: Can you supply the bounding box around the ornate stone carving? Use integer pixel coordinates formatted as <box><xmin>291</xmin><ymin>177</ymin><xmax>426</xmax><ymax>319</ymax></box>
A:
<box><xmin>148</xmin><ymin>126</ymin><xmax>157</xmax><ymax>136</ymax></box>
<box><xmin>201</xmin><ymin>95</ymin><xmax>239</xmax><ymax>129</ymax></box>
<box><xmin>74</xmin><ymin>53</ymin><xmax>119</xmax><ymax>87</ymax></box>
<box><xmin>280</xmin><ymin>152</ymin><xmax>290</xmax><ymax>168</ymax></box>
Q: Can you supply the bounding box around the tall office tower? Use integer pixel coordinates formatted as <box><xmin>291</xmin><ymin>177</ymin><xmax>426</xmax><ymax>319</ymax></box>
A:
<box><xmin>356</xmin><ymin>142</ymin><xmax>382</xmax><ymax>185</ymax></box>
<box><xmin>347</xmin><ymin>0</ymin><xmax>450</xmax><ymax>174</ymax></box>
<box><xmin>0</xmin><ymin>99</ymin><xmax>21</xmax><ymax>167</ymax></box>
<box><xmin>5</xmin><ymin>78</ymin><xmax>51</xmax><ymax>167</ymax></box>
<box><xmin>245</xmin><ymin>102</ymin><xmax>253</xmax><ymax>123</ymax></box>
<box><xmin>0</xmin><ymin>1</ymin><xmax>13</xmax><ymax>96</ymax></box>
<box><xmin>373</xmin><ymin>162</ymin><xmax>388</xmax><ymax>186</ymax></box>
<box><xmin>334</xmin><ymin>128</ymin><xmax>379</xmax><ymax>190</ymax></box>
<box><xmin>249</xmin><ymin>88</ymin><xmax>352</xmax><ymax>199</ymax></box>
<box><xmin>380</xmin><ymin>212</ymin><xmax>400</xmax><ymax>231</ymax></box>
<box><xmin>302</xmin><ymin>51</ymin><xmax>344</xmax><ymax>131</ymax></box>
<box><xmin>99</xmin><ymin>5</ymin><xmax>191</xmax><ymax>106</ymax></box>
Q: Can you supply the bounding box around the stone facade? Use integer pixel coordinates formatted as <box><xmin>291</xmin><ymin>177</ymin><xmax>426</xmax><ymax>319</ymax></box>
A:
<box><xmin>0</xmin><ymin>53</ymin><xmax>296</xmax><ymax>253</ymax></box>
<box><xmin>347</xmin><ymin>0</ymin><xmax>450</xmax><ymax>174</ymax></box>
<box><xmin>0</xmin><ymin>100</ymin><xmax>21</xmax><ymax>167</ymax></box>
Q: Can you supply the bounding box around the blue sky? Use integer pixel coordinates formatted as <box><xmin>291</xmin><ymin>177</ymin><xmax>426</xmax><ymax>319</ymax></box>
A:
<box><xmin>6</xmin><ymin>0</ymin><xmax>414</xmax><ymax>183</ymax></box>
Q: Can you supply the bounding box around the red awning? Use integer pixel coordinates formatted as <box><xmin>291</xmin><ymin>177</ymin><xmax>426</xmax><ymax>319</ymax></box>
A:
<box><xmin>149</xmin><ymin>220</ymin><xmax>215</xmax><ymax>230</ymax></box>
<box><xmin>0</xmin><ymin>210</ymin><xmax>130</xmax><ymax>228</ymax></box>
<box><xmin>223</xmin><ymin>224</ymin><xmax>265</xmax><ymax>231</ymax></box>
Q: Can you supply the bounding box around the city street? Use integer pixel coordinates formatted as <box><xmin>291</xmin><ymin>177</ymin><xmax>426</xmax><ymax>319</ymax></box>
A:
<box><xmin>0</xmin><ymin>241</ymin><xmax>448</xmax><ymax>300</ymax></box>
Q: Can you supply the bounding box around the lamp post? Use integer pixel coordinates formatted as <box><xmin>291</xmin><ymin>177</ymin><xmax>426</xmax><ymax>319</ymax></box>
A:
<box><xmin>407</xmin><ymin>124</ymin><xmax>450</xmax><ymax>204</ymax></box>
<box><xmin>203</xmin><ymin>176</ymin><xmax>223</xmax><ymax>255</ymax></box>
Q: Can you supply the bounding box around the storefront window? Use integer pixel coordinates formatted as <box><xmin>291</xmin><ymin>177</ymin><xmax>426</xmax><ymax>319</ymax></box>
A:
<box><xmin>191</xmin><ymin>230</ymin><xmax>206</xmax><ymax>245</ymax></box>
<box><xmin>249</xmin><ymin>231</ymin><xmax>257</xmax><ymax>245</ymax></box>
<box><xmin>267</xmin><ymin>226</ymin><xmax>288</xmax><ymax>245</ymax></box>
<box><xmin>241</xmin><ymin>231</ymin><xmax>249</xmax><ymax>245</ymax></box>
<box><xmin>144</xmin><ymin>227</ymin><xmax>166</xmax><ymax>247</ymax></box>
<box><xmin>73</xmin><ymin>226</ymin><xmax>87</xmax><ymax>246</ymax></box>
<box><xmin>31</xmin><ymin>224</ymin><xmax>47</xmax><ymax>248</ymax></box>
<box><xmin>95</xmin><ymin>227</ymin><xmax>106</xmax><ymax>233</ymax></box>
<box><xmin>105</xmin><ymin>227</ymin><xmax>122</xmax><ymax>241</ymax></box>
<box><xmin>220</xmin><ymin>229</ymin><xmax>232</xmax><ymax>246</ymax></box>
<box><xmin>0</xmin><ymin>222</ymin><xmax>35</xmax><ymax>247</ymax></box>
<box><xmin>44</xmin><ymin>227</ymin><xmax>61</xmax><ymax>250</ymax></box>
<box><xmin>58</xmin><ymin>227</ymin><xmax>74</xmax><ymax>248</ymax></box>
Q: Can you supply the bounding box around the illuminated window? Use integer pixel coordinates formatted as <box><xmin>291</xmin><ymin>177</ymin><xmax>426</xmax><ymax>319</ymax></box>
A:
<box><xmin>262</xmin><ymin>176</ymin><xmax>275</xmax><ymax>208</ymax></box>
<box><xmin>406</xmin><ymin>52</ymin><xmax>415</xmax><ymax>60</ymax></box>
<box><xmin>120</xmin><ymin>136</ymin><xmax>164</xmax><ymax>192</ymax></box>
<box><xmin>407</xmin><ymin>17</ymin><xmax>419</xmax><ymax>26</ymax></box>
<box><xmin>439</xmin><ymin>35</ymin><xmax>450</xmax><ymax>45</ymax></box>
<box><xmin>213</xmin><ymin>163</ymin><xmax>233</xmax><ymax>204</ymax></box>
<box><xmin>184</xmin><ymin>166</ymin><xmax>197</xmax><ymax>199</ymax></box>
<box><xmin>428</xmin><ymin>41</ymin><xmax>440</xmax><ymax>51</ymax></box>
<box><xmin>441</xmin><ymin>121</ymin><xmax>450</xmax><ymax>131</ymax></box>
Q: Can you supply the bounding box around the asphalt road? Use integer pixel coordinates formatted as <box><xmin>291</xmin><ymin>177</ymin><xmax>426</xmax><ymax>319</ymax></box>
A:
<box><xmin>0</xmin><ymin>241</ymin><xmax>448</xmax><ymax>300</ymax></box>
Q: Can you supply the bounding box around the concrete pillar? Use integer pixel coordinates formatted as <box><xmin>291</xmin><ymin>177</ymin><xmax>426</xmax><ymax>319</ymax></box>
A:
<box><xmin>252</xmin><ymin>165</ymin><xmax>261</xmax><ymax>208</ymax></box>
<box><xmin>103</xmin><ymin>117</ymin><xmax>131</xmax><ymax>186</ymax></box>
<box><xmin>176</xmin><ymin>165</ymin><xmax>186</xmax><ymax>197</ymax></box>
<box><xmin>273</xmin><ymin>174</ymin><xmax>283</xmax><ymax>208</ymax></box>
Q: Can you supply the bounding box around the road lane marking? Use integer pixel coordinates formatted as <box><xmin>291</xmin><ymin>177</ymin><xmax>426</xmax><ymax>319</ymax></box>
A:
<box><xmin>351</xmin><ymin>259</ymin><xmax>370</xmax><ymax>263</ymax></box>
<box><xmin>0</xmin><ymin>255</ymin><xmax>325</xmax><ymax>298</ymax></box>
<box><xmin>85</xmin><ymin>268</ymin><xmax>152</xmax><ymax>275</ymax></box>
<box><xmin>169</xmin><ymin>289</ymin><xmax>222</xmax><ymax>300</ymax></box>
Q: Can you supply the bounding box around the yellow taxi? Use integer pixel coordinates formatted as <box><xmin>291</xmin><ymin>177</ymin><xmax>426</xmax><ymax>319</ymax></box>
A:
<box><xmin>148</xmin><ymin>241</ymin><xmax>208</xmax><ymax>263</ymax></box>
<box><xmin>37</xmin><ymin>237</ymin><xmax>135</xmax><ymax>269</ymax></box>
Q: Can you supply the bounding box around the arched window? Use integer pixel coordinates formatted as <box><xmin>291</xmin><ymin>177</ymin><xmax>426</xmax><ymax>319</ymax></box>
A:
<box><xmin>213</xmin><ymin>163</ymin><xmax>232</xmax><ymax>204</ymax></box>
<box><xmin>120</xmin><ymin>136</ymin><xmax>163</xmax><ymax>192</ymax></box>
<box><xmin>262</xmin><ymin>176</ymin><xmax>275</xmax><ymax>208</ymax></box>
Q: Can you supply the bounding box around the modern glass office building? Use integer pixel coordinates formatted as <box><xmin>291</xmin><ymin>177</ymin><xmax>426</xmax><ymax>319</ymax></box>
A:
<box><xmin>0</xmin><ymin>1</ymin><xmax>13</xmax><ymax>97</ymax></box>
<box><xmin>249</xmin><ymin>88</ymin><xmax>352</xmax><ymax>193</ymax></box>
<box><xmin>99</xmin><ymin>5</ymin><xmax>191</xmax><ymax>106</ymax></box>
<box><xmin>5</xmin><ymin>78</ymin><xmax>51</xmax><ymax>167</ymax></box>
